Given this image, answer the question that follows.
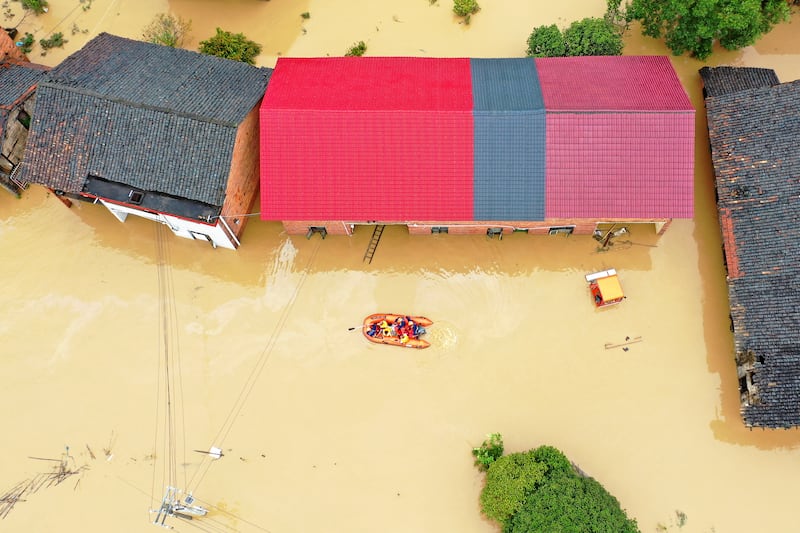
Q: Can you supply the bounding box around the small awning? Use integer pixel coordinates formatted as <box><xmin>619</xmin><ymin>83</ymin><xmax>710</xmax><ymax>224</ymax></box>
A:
<box><xmin>597</xmin><ymin>275</ymin><xmax>624</xmax><ymax>301</ymax></box>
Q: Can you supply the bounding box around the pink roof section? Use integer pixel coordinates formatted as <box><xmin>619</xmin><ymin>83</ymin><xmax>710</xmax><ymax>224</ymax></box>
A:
<box><xmin>540</xmin><ymin>56</ymin><xmax>695</xmax><ymax>218</ymax></box>
<box><xmin>261</xmin><ymin>57</ymin><xmax>474</xmax><ymax>220</ymax></box>
<box><xmin>535</xmin><ymin>56</ymin><xmax>693</xmax><ymax>111</ymax></box>
<box><xmin>545</xmin><ymin>113</ymin><xmax>695</xmax><ymax>218</ymax></box>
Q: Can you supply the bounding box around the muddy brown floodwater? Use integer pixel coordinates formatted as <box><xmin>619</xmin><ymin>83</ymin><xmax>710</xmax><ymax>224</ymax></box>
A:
<box><xmin>2</xmin><ymin>1</ymin><xmax>800</xmax><ymax>532</ymax></box>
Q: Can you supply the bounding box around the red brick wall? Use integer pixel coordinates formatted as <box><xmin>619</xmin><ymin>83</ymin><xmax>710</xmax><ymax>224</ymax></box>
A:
<box><xmin>220</xmin><ymin>105</ymin><xmax>261</xmax><ymax>243</ymax></box>
<box><xmin>279</xmin><ymin>218</ymin><xmax>672</xmax><ymax>236</ymax></box>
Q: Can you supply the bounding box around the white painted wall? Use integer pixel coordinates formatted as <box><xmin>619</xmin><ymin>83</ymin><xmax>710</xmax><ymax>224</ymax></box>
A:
<box><xmin>99</xmin><ymin>199</ymin><xmax>236</xmax><ymax>250</ymax></box>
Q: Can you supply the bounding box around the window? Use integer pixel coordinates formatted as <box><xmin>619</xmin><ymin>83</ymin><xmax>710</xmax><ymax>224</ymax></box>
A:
<box><xmin>128</xmin><ymin>190</ymin><xmax>145</xmax><ymax>204</ymax></box>
<box><xmin>486</xmin><ymin>228</ymin><xmax>503</xmax><ymax>239</ymax></box>
<box><xmin>548</xmin><ymin>226</ymin><xmax>574</xmax><ymax>235</ymax></box>
<box><xmin>306</xmin><ymin>226</ymin><xmax>327</xmax><ymax>239</ymax></box>
<box><xmin>17</xmin><ymin>110</ymin><xmax>31</xmax><ymax>129</ymax></box>
<box><xmin>431</xmin><ymin>226</ymin><xmax>448</xmax><ymax>234</ymax></box>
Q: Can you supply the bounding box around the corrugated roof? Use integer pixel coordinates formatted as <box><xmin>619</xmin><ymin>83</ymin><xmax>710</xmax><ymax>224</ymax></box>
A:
<box><xmin>536</xmin><ymin>56</ymin><xmax>693</xmax><ymax>111</ymax></box>
<box><xmin>261</xmin><ymin>56</ymin><xmax>694</xmax><ymax>221</ymax></box>
<box><xmin>545</xmin><ymin>112</ymin><xmax>695</xmax><ymax>218</ymax></box>
<box><xmin>21</xmin><ymin>33</ymin><xmax>270</xmax><ymax>206</ymax></box>
<box><xmin>699</xmin><ymin>66</ymin><xmax>779</xmax><ymax>98</ymax></box>
<box><xmin>264</xmin><ymin>56</ymin><xmax>473</xmax><ymax>111</ymax></box>
<box><xmin>470</xmin><ymin>58</ymin><xmax>543</xmax><ymax>111</ymax></box>
<box><xmin>704</xmin><ymin>78</ymin><xmax>800</xmax><ymax>428</ymax></box>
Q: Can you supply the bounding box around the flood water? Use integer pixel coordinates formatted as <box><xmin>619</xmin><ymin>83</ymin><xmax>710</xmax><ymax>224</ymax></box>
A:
<box><xmin>2</xmin><ymin>1</ymin><xmax>800</xmax><ymax>532</ymax></box>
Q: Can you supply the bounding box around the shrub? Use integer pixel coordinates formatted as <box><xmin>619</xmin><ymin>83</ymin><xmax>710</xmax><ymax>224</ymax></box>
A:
<box><xmin>199</xmin><ymin>28</ymin><xmax>262</xmax><ymax>65</ymax></box>
<box><xmin>563</xmin><ymin>17</ymin><xmax>623</xmax><ymax>56</ymax></box>
<box><xmin>526</xmin><ymin>24</ymin><xmax>566</xmax><ymax>57</ymax></box>
<box><xmin>480</xmin><ymin>451</ymin><xmax>545</xmax><ymax>525</ymax></box>
<box><xmin>21</xmin><ymin>0</ymin><xmax>49</xmax><ymax>15</ymax></box>
<box><xmin>142</xmin><ymin>13</ymin><xmax>192</xmax><ymax>48</ymax></box>
<box><xmin>18</xmin><ymin>33</ymin><xmax>35</xmax><ymax>54</ymax></box>
<box><xmin>345</xmin><ymin>40</ymin><xmax>367</xmax><ymax>56</ymax></box>
<box><xmin>506</xmin><ymin>471</ymin><xmax>640</xmax><ymax>533</ymax></box>
<box><xmin>472</xmin><ymin>432</ymin><xmax>503</xmax><ymax>471</ymax></box>
<box><xmin>39</xmin><ymin>32</ymin><xmax>66</xmax><ymax>50</ymax></box>
<box><xmin>453</xmin><ymin>0</ymin><xmax>480</xmax><ymax>17</ymax></box>
<box><xmin>300</xmin><ymin>12</ymin><xmax>310</xmax><ymax>19</ymax></box>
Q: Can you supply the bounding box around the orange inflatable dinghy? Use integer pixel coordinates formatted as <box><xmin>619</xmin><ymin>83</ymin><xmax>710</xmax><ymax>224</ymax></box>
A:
<box><xmin>362</xmin><ymin>313</ymin><xmax>433</xmax><ymax>349</ymax></box>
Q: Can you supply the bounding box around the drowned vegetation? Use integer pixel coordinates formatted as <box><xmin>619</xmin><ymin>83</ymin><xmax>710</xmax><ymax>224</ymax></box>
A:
<box><xmin>472</xmin><ymin>434</ymin><xmax>640</xmax><ymax>533</ymax></box>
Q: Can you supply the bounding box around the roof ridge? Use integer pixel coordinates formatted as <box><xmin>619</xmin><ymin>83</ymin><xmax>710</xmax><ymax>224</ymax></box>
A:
<box><xmin>39</xmin><ymin>81</ymin><xmax>240</xmax><ymax>128</ymax></box>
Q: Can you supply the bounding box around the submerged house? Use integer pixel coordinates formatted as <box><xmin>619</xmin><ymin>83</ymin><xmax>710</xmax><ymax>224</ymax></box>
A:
<box><xmin>700</xmin><ymin>66</ymin><xmax>800</xmax><ymax>428</ymax></box>
<box><xmin>0</xmin><ymin>30</ymin><xmax>48</xmax><ymax>197</ymax></box>
<box><xmin>20</xmin><ymin>33</ymin><xmax>271</xmax><ymax>249</ymax></box>
<box><xmin>260</xmin><ymin>56</ymin><xmax>694</xmax><ymax>237</ymax></box>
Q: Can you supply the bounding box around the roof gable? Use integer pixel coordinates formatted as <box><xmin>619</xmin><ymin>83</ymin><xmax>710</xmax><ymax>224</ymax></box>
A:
<box><xmin>699</xmin><ymin>66</ymin><xmax>779</xmax><ymax>98</ymax></box>
<box><xmin>45</xmin><ymin>32</ymin><xmax>270</xmax><ymax>125</ymax></box>
<box><xmin>22</xmin><ymin>33</ymin><xmax>271</xmax><ymax>206</ymax></box>
<box><xmin>264</xmin><ymin>56</ymin><xmax>473</xmax><ymax>111</ymax></box>
<box><xmin>536</xmin><ymin>56</ymin><xmax>693</xmax><ymax>111</ymax></box>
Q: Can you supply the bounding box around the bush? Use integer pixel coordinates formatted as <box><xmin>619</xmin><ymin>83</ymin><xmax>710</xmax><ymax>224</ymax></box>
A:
<box><xmin>506</xmin><ymin>471</ymin><xmax>640</xmax><ymax>533</ymax></box>
<box><xmin>199</xmin><ymin>28</ymin><xmax>262</xmax><ymax>65</ymax></box>
<box><xmin>472</xmin><ymin>432</ymin><xmax>503</xmax><ymax>471</ymax></box>
<box><xmin>39</xmin><ymin>32</ymin><xmax>66</xmax><ymax>51</ymax></box>
<box><xmin>345</xmin><ymin>40</ymin><xmax>367</xmax><ymax>57</ymax></box>
<box><xmin>18</xmin><ymin>33</ymin><xmax>35</xmax><ymax>54</ymax></box>
<box><xmin>526</xmin><ymin>24</ymin><xmax>566</xmax><ymax>57</ymax></box>
<box><xmin>21</xmin><ymin>0</ymin><xmax>48</xmax><ymax>14</ymax></box>
<box><xmin>563</xmin><ymin>17</ymin><xmax>623</xmax><ymax>56</ymax></box>
<box><xmin>142</xmin><ymin>13</ymin><xmax>192</xmax><ymax>48</ymax></box>
<box><xmin>480</xmin><ymin>451</ymin><xmax>545</xmax><ymax>525</ymax></box>
<box><xmin>453</xmin><ymin>0</ymin><xmax>480</xmax><ymax>17</ymax></box>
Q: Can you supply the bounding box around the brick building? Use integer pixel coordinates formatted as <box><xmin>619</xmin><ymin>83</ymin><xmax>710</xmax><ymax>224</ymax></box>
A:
<box><xmin>20</xmin><ymin>33</ymin><xmax>271</xmax><ymax>249</ymax></box>
<box><xmin>260</xmin><ymin>55</ymin><xmax>695</xmax><ymax>237</ymax></box>
<box><xmin>701</xmin><ymin>66</ymin><xmax>800</xmax><ymax>428</ymax></box>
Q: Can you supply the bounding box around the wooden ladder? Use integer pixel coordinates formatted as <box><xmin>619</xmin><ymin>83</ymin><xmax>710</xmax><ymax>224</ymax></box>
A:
<box><xmin>363</xmin><ymin>225</ymin><xmax>385</xmax><ymax>264</ymax></box>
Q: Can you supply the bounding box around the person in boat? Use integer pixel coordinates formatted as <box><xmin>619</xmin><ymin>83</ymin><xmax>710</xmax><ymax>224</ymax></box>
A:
<box><xmin>379</xmin><ymin>320</ymin><xmax>394</xmax><ymax>337</ymax></box>
<box><xmin>400</xmin><ymin>332</ymin><xmax>409</xmax><ymax>344</ymax></box>
<box><xmin>367</xmin><ymin>323</ymin><xmax>380</xmax><ymax>337</ymax></box>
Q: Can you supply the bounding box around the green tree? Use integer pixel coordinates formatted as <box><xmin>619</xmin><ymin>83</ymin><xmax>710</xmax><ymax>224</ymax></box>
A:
<box><xmin>142</xmin><ymin>13</ymin><xmax>192</xmax><ymax>48</ymax></box>
<box><xmin>453</xmin><ymin>0</ymin><xmax>480</xmax><ymax>17</ymax></box>
<box><xmin>506</xmin><ymin>473</ymin><xmax>640</xmax><ymax>533</ymax></box>
<box><xmin>21</xmin><ymin>0</ymin><xmax>49</xmax><ymax>15</ymax></box>
<box><xmin>563</xmin><ymin>17</ymin><xmax>624</xmax><ymax>56</ymax></box>
<box><xmin>526</xmin><ymin>24</ymin><xmax>566</xmax><ymax>57</ymax></box>
<box><xmin>345</xmin><ymin>40</ymin><xmax>367</xmax><ymax>57</ymax></box>
<box><xmin>480</xmin><ymin>451</ymin><xmax>546</xmax><ymax>525</ymax></box>
<box><xmin>199</xmin><ymin>28</ymin><xmax>262</xmax><ymax>65</ymax></box>
<box><xmin>616</xmin><ymin>0</ymin><xmax>790</xmax><ymax>60</ymax></box>
<box><xmin>472</xmin><ymin>432</ymin><xmax>504</xmax><ymax>471</ymax></box>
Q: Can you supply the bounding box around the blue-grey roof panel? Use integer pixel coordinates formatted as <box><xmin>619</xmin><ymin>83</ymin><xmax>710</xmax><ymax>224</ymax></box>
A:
<box><xmin>473</xmin><ymin>110</ymin><xmax>546</xmax><ymax>220</ymax></box>
<box><xmin>470</xmin><ymin>58</ymin><xmax>543</xmax><ymax>111</ymax></box>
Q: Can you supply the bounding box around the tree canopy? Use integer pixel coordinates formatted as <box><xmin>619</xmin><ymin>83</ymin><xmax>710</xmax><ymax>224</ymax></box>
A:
<box><xmin>526</xmin><ymin>17</ymin><xmax>623</xmax><ymax>57</ymax></box>
<box><xmin>614</xmin><ymin>0</ymin><xmax>791</xmax><ymax>60</ymax></box>
<box><xmin>198</xmin><ymin>28</ymin><xmax>262</xmax><ymax>65</ymax></box>
<box><xmin>477</xmin><ymin>444</ymin><xmax>640</xmax><ymax>533</ymax></box>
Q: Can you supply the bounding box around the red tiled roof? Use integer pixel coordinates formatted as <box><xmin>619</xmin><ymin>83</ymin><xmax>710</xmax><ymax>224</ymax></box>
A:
<box><xmin>263</xmin><ymin>56</ymin><xmax>473</xmax><ymax>110</ymax></box>
<box><xmin>535</xmin><ymin>56</ymin><xmax>693</xmax><ymax>111</ymax></box>
<box><xmin>261</xmin><ymin>57</ymin><xmax>474</xmax><ymax>220</ymax></box>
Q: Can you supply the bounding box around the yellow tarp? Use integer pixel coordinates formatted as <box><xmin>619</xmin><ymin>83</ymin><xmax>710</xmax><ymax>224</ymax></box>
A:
<box><xmin>597</xmin><ymin>275</ymin><xmax>624</xmax><ymax>301</ymax></box>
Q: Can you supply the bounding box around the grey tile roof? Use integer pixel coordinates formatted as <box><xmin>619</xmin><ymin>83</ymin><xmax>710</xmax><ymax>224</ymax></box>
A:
<box><xmin>46</xmin><ymin>33</ymin><xmax>270</xmax><ymax>125</ymax></box>
<box><xmin>0</xmin><ymin>62</ymin><xmax>47</xmax><ymax>108</ymax></box>
<box><xmin>699</xmin><ymin>66</ymin><xmax>779</xmax><ymax>98</ymax></box>
<box><xmin>21</xmin><ymin>33</ymin><xmax>271</xmax><ymax>206</ymax></box>
<box><xmin>704</xmin><ymin>77</ymin><xmax>800</xmax><ymax>428</ymax></box>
